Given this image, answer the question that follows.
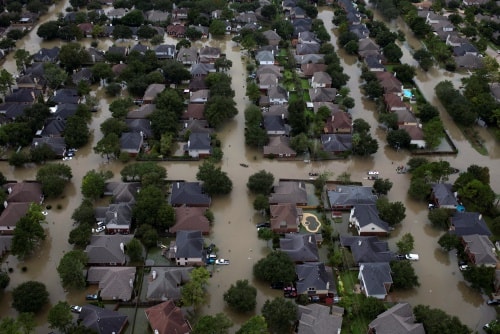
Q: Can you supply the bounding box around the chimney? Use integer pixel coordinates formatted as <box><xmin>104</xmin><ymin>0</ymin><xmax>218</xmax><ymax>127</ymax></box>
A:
<box><xmin>479</xmin><ymin>214</ymin><xmax>482</xmax><ymax>221</ymax></box>
<box><xmin>281</xmin><ymin>113</ymin><xmax>284</xmax><ymax>120</ymax></box>
<box><xmin>129</xmin><ymin>278</ymin><xmax>133</xmax><ymax>287</ymax></box>
<box><xmin>3</xmin><ymin>201</ymin><xmax>7</xmax><ymax>208</ymax></box>
<box><xmin>176</xmin><ymin>182</ymin><xmax>180</xmax><ymax>189</ymax></box>
<box><xmin>358</xmin><ymin>240</ymin><xmax>362</xmax><ymax>246</ymax></box>
<box><xmin>120</xmin><ymin>242</ymin><xmax>125</xmax><ymax>253</ymax></box>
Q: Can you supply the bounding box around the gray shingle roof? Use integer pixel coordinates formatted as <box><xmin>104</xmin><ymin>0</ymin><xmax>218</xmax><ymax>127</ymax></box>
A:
<box><xmin>280</xmin><ymin>233</ymin><xmax>319</xmax><ymax>262</ymax></box>
<box><xmin>327</xmin><ymin>185</ymin><xmax>377</xmax><ymax>207</ymax></box>
<box><xmin>431</xmin><ymin>183</ymin><xmax>458</xmax><ymax>207</ymax></box>
<box><xmin>85</xmin><ymin>235</ymin><xmax>133</xmax><ymax>265</ymax></box>
<box><xmin>340</xmin><ymin>236</ymin><xmax>394</xmax><ymax>264</ymax></box>
<box><xmin>78</xmin><ymin>304</ymin><xmax>128</xmax><ymax>334</ymax></box>
<box><xmin>175</xmin><ymin>230</ymin><xmax>204</xmax><ymax>258</ymax></box>
<box><xmin>87</xmin><ymin>266</ymin><xmax>136</xmax><ymax>301</ymax></box>
<box><xmin>146</xmin><ymin>267</ymin><xmax>193</xmax><ymax>300</ymax></box>
<box><xmin>269</xmin><ymin>181</ymin><xmax>307</xmax><ymax>205</ymax></box>
<box><xmin>351</xmin><ymin>204</ymin><xmax>389</xmax><ymax>232</ymax></box>
<box><xmin>450</xmin><ymin>212</ymin><xmax>492</xmax><ymax>236</ymax></box>
<box><xmin>368</xmin><ymin>302</ymin><xmax>425</xmax><ymax>334</ymax></box>
<box><xmin>359</xmin><ymin>262</ymin><xmax>392</xmax><ymax>297</ymax></box>
<box><xmin>297</xmin><ymin>304</ymin><xmax>343</xmax><ymax>334</ymax></box>
<box><xmin>170</xmin><ymin>182</ymin><xmax>211</xmax><ymax>207</ymax></box>
<box><xmin>295</xmin><ymin>262</ymin><xmax>336</xmax><ymax>295</ymax></box>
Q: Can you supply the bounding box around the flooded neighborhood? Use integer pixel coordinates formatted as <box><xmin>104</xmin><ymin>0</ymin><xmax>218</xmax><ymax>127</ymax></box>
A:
<box><xmin>0</xmin><ymin>0</ymin><xmax>499</xmax><ymax>332</ymax></box>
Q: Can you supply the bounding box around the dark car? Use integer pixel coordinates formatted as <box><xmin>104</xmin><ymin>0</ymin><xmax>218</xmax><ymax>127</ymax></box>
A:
<box><xmin>86</xmin><ymin>294</ymin><xmax>98</xmax><ymax>300</ymax></box>
<box><xmin>271</xmin><ymin>281</ymin><xmax>285</xmax><ymax>290</ymax></box>
<box><xmin>309</xmin><ymin>296</ymin><xmax>320</xmax><ymax>303</ymax></box>
<box><xmin>256</xmin><ymin>222</ymin><xmax>270</xmax><ymax>229</ymax></box>
<box><xmin>487</xmin><ymin>299</ymin><xmax>500</xmax><ymax>306</ymax></box>
<box><xmin>395</xmin><ymin>254</ymin><xmax>406</xmax><ymax>260</ymax></box>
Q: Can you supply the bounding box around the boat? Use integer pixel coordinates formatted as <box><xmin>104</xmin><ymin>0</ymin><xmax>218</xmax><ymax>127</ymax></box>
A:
<box><xmin>240</xmin><ymin>163</ymin><xmax>249</xmax><ymax>168</ymax></box>
<box><xmin>367</xmin><ymin>170</ymin><xmax>379</xmax><ymax>175</ymax></box>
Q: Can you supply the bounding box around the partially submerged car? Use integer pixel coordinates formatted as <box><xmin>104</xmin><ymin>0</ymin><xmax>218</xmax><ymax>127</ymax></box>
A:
<box><xmin>405</xmin><ymin>254</ymin><xmax>419</xmax><ymax>261</ymax></box>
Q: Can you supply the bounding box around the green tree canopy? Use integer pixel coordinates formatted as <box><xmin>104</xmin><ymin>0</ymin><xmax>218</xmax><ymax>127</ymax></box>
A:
<box><xmin>81</xmin><ymin>170</ymin><xmax>112</xmax><ymax>200</ymax></box>
<box><xmin>57</xmin><ymin>250</ymin><xmax>88</xmax><ymax>290</ymax></box>
<box><xmin>376</xmin><ymin>198</ymin><xmax>406</xmax><ymax>226</ymax></box>
<box><xmin>36</xmin><ymin>163</ymin><xmax>73</xmax><ymax>197</ymax></box>
<box><xmin>373</xmin><ymin>178</ymin><xmax>393</xmax><ymax>195</ymax></box>
<box><xmin>204</xmin><ymin>96</ymin><xmax>238</xmax><ymax>128</ymax></box>
<box><xmin>181</xmin><ymin>267</ymin><xmax>210</xmax><ymax>310</ymax></box>
<box><xmin>11</xmin><ymin>204</ymin><xmax>46</xmax><ymax>259</ymax></box>
<box><xmin>413</xmin><ymin>305</ymin><xmax>470</xmax><ymax>334</ymax></box>
<box><xmin>437</xmin><ymin>233</ymin><xmax>460</xmax><ymax>251</ymax></box>
<box><xmin>390</xmin><ymin>260</ymin><xmax>420</xmax><ymax>289</ymax></box>
<box><xmin>133</xmin><ymin>185</ymin><xmax>174</xmax><ymax>230</ymax></box>
<box><xmin>253</xmin><ymin>251</ymin><xmax>296</xmax><ymax>283</ymax></box>
<box><xmin>12</xmin><ymin>281</ymin><xmax>49</xmax><ymax>313</ymax></box>
<box><xmin>192</xmin><ymin>313</ymin><xmax>233</xmax><ymax>334</ymax></box>
<box><xmin>428</xmin><ymin>208</ymin><xmax>453</xmax><ymax>230</ymax></box>
<box><xmin>396</xmin><ymin>233</ymin><xmax>415</xmax><ymax>254</ymax></box>
<box><xmin>236</xmin><ymin>315</ymin><xmax>268</xmax><ymax>334</ymax></box>
<box><xmin>462</xmin><ymin>265</ymin><xmax>495</xmax><ymax>294</ymax></box>
<box><xmin>72</xmin><ymin>198</ymin><xmax>96</xmax><ymax>225</ymax></box>
<box><xmin>196</xmin><ymin>161</ymin><xmax>233</xmax><ymax>195</ymax></box>
<box><xmin>247</xmin><ymin>170</ymin><xmax>275</xmax><ymax>195</ymax></box>
<box><xmin>48</xmin><ymin>301</ymin><xmax>73</xmax><ymax>333</ymax></box>
<box><xmin>223</xmin><ymin>279</ymin><xmax>257</xmax><ymax>313</ymax></box>
<box><xmin>94</xmin><ymin>133</ymin><xmax>120</xmax><ymax>161</ymax></box>
<box><xmin>120</xmin><ymin>162</ymin><xmax>167</xmax><ymax>184</ymax></box>
<box><xmin>68</xmin><ymin>223</ymin><xmax>92</xmax><ymax>247</ymax></box>
<box><xmin>261</xmin><ymin>297</ymin><xmax>298</xmax><ymax>334</ymax></box>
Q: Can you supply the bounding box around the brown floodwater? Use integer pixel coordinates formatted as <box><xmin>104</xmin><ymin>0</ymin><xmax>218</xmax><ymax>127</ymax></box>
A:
<box><xmin>0</xmin><ymin>4</ymin><xmax>499</xmax><ymax>333</ymax></box>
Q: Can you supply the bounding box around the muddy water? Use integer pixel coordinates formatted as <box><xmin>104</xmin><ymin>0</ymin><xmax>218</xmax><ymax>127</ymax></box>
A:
<box><xmin>0</xmin><ymin>4</ymin><xmax>499</xmax><ymax>333</ymax></box>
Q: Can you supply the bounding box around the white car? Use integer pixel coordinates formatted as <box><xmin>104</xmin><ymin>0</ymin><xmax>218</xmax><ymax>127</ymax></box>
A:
<box><xmin>405</xmin><ymin>254</ymin><xmax>419</xmax><ymax>261</ymax></box>
<box><xmin>95</xmin><ymin>226</ymin><xmax>105</xmax><ymax>233</ymax></box>
<box><xmin>70</xmin><ymin>305</ymin><xmax>82</xmax><ymax>313</ymax></box>
<box><xmin>215</xmin><ymin>259</ymin><xmax>230</xmax><ymax>265</ymax></box>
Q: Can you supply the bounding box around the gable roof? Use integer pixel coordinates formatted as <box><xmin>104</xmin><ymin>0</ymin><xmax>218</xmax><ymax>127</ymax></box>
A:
<box><xmin>462</xmin><ymin>234</ymin><xmax>498</xmax><ymax>266</ymax></box>
<box><xmin>186</xmin><ymin>132</ymin><xmax>211</xmax><ymax>150</ymax></box>
<box><xmin>269</xmin><ymin>181</ymin><xmax>307</xmax><ymax>205</ymax></box>
<box><xmin>31</xmin><ymin>137</ymin><xmax>67</xmax><ymax>156</ymax></box>
<box><xmin>120</xmin><ymin>132</ymin><xmax>143</xmax><ymax>152</ymax></box>
<box><xmin>5</xmin><ymin>182</ymin><xmax>43</xmax><ymax>203</ymax></box>
<box><xmin>262</xmin><ymin>30</ymin><xmax>282</xmax><ymax>42</ymax></box>
<box><xmin>146</xmin><ymin>267</ymin><xmax>193</xmax><ymax>300</ymax></box>
<box><xmin>264</xmin><ymin>114</ymin><xmax>287</xmax><ymax>133</ymax></box>
<box><xmin>95</xmin><ymin>203</ymin><xmax>133</xmax><ymax>230</ymax></box>
<box><xmin>351</xmin><ymin>204</ymin><xmax>390</xmax><ymax>232</ymax></box>
<box><xmin>170</xmin><ymin>181</ymin><xmax>211</xmax><ymax>207</ymax></box>
<box><xmin>0</xmin><ymin>202</ymin><xmax>31</xmax><ymax>229</ymax></box>
<box><xmin>78</xmin><ymin>304</ymin><xmax>128</xmax><ymax>334</ymax></box>
<box><xmin>301</xmin><ymin>63</ymin><xmax>328</xmax><ymax>77</ymax></box>
<box><xmin>127</xmin><ymin>104</ymin><xmax>156</xmax><ymax>119</ymax></box>
<box><xmin>32</xmin><ymin>47</ymin><xmax>60</xmax><ymax>62</ymax></box>
<box><xmin>324</xmin><ymin>110</ymin><xmax>352</xmax><ymax>133</ymax></box>
<box><xmin>399</xmin><ymin>125</ymin><xmax>424</xmax><ymax>140</ymax></box>
<box><xmin>359</xmin><ymin>262</ymin><xmax>392</xmax><ymax>297</ymax></box>
<box><xmin>270</xmin><ymin>203</ymin><xmax>301</xmax><ymax>231</ymax></box>
<box><xmin>175</xmin><ymin>230</ymin><xmax>204</xmax><ymax>258</ymax></box>
<box><xmin>256</xmin><ymin>64</ymin><xmax>283</xmax><ymax>78</ymax></box>
<box><xmin>263</xmin><ymin>135</ymin><xmax>297</xmax><ymax>156</ymax></box>
<box><xmin>321</xmin><ymin>134</ymin><xmax>352</xmax><ymax>152</ymax></box>
<box><xmin>87</xmin><ymin>266</ymin><xmax>136</xmax><ymax>301</ymax></box>
<box><xmin>309</xmin><ymin>88</ymin><xmax>337</xmax><ymax>102</ymax></box>
<box><xmin>4</xmin><ymin>88</ymin><xmax>42</xmax><ymax>103</ymax></box>
<box><xmin>145</xmin><ymin>300</ymin><xmax>191</xmax><ymax>334</ymax></box>
<box><xmin>431</xmin><ymin>183</ymin><xmax>458</xmax><ymax>207</ymax></box>
<box><xmin>125</xmin><ymin>119</ymin><xmax>153</xmax><ymax>138</ymax></box>
<box><xmin>143</xmin><ymin>84</ymin><xmax>165</xmax><ymax>101</ymax></box>
<box><xmin>103</xmin><ymin>182</ymin><xmax>141</xmax><ymax>204</ymax></box>
<box><xmin>171</xmin><ymin>207</ymin><xmax>210</xmax><ymax>234</ymax></box>
<box><xmin>183</xmin><ymin>103</ymin><xmax>205</xmax><ymax>120</ymax></box>
<box><xmin>450</xmin><ymin>212</ymin><xmax>492</xmax><ymax>236</ymax></box>
<box><xmin>368</xmin><ymin>302</ymin><xmax>425</xmax><ymax>334</ymax></box>
<box><xmin>295</xmin><ymin>262</ymin><xmax>336</xmax><ymax>294</ymax></box>
<box><xmin>280</xmin><ymin>233</ymin><xmax>319</xmax><ymax>262</ymax></box>
<box><xmin>327</xmin><ymin>185</ymin><xmax>377</xmax><ymax>207</ymax></box>
<box><xmin>339</xmin><ymin>236</ymin><xmax>394</xmax><ymax>264</ymax></box>
<box><xmin>177</xmin><ymin>47</ymin><xmax>198</xmax><ymax>63</ymax></box>
<box><xmin>297</xmin><ymin>303</ymin><xmax>343</xmax><ymax>334</ymax></box>
<box><xmin>294</xmin><ymin>54</ymin><xmax>325</xmax><ymax>64</ymax></box>
<box><xmin>85</xmin><ymin>235</ymin><xmax>134</xmax><ymax>265</ymax></box>
<box><xmin>296</xmin><ymin>43</ymin><xmax>321</xmax><ymax>55</ymax></box>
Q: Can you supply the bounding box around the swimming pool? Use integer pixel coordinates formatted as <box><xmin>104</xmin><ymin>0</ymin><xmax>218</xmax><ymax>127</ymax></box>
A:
<box><xmin>403</xmin><ymin>89</ymin><xmax>413</xmax><ymax>99</ymax></box>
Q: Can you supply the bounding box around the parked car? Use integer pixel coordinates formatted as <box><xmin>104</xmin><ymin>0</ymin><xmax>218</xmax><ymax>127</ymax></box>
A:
<box><xmin>95</xmin><ymin>226</ymin><xmax>105</xmax><ymax>233</ymax></box>
<box><xmin>271</xmin><ymin>281</ymin><xmax>285</xmax><ymax>290</ymax></box>
<box><xmin>395</xmin><ymin>254</ymin><xmax>406</xmax><ymax>260</ymax></box>
<box><xmin>405</xmin><ymin>254</ymin><xmax>419</xmax><ymax>261</ymax></box>
<box><xmin>309</xmin><ymin>296</ymin><xmax>320</xmax><ymax>303</ymax></box>
<box><xmin>215</xmin><ymin>259</ymin><xmax>230</xmax><ymax>265</ymax></box>
<box><xmin>86</xmin><ymin>294</ymin><xmax>98</xmax><ymax>300</ymax></box>
<box><xmin>256</xmin><ymin>222</ymin><xmax>270</xmax><ymax>229</ymax></box>
<box><xmin>459</xmin><ymin>264</ymin><xmax>469</xmax><ymax>271</ymax></box>
<box><xmin>487</xmin><ymin>299</ymin><xmax>500</xmax><ymax>306</ymax></box>
<box><xmin>70</xmin><ymin>305</ymin><xmax>82</xmax><ymax>313</ymax></box>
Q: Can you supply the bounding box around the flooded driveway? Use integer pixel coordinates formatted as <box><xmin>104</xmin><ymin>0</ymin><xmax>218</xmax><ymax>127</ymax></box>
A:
<box><xmin>0</xmin><ymin>5</ymin><xmax>498</xmax><ymax>333</ymax></box>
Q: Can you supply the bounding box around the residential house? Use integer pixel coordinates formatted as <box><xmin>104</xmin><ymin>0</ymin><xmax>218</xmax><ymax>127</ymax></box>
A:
<box><xmin>190</xmin><ymin>90</ymin><xmax>210</xmax><ymax>104</ymax></box>
<box><xmin>270</xmin><ymin>203</ymin><xmax>302</xmax><ymax>233</ymax></box>
<box><xmin>490</xmin><ymin>83</ymin><xmax>500</xmax><ymax>103</ymax></box>
<box><xmin>4</xmin><ymin>182</ymin><xmax>43</xmax><ymax>203</ymax></box>
<box><xmin>453</xmin><ymin>42</ymin><xmax>479</xmax><ymax>57</ymax></box>
<box><xmin>78</xmin><ymin>305</ymin><xmax>128</xmax><ymax>334</ymax></box>
<box><xmin>268</xmin><ymin>86</ymin><xmax>289</xmax><ymax>105</ymax></box>
<box><xmin>263</xmin><ymin>114</ymin><xmax>288</xmax><ymax>135</ymax></box>
<box><xmin>154</xmin><ymin>44</ymin><xmax>176</xmax><ymax>59</ymax></box>
<box><xmin>146</xmin><ymin>267</ymin><xmax>193</xmax><ymax>301</ymax></box>
<box><xmin>107</xmin><ymin>45</ymin><xmax>128</xmax><ymax>58</ymax></box>
<box><xmin>368</xmin><ymin>303</ymin><xmax>425</xmax><ymax>334</ymax></box>
<box><xmin>199</xmin><ymin>46</ymin><xmax>221</xmax><ymax>63</ymax></box>
<box><xmin>177</xmin><ymin>47</ymin><xmax>198</xmax><ymax>65</ymax></box>
<box><xmin>0</xmin><ymin>103</ymin><xmax>28</xmax><ymax>121</ymax></box>
<box><xmin>126</xmin><ymin>104</ymin><xmax>156</xmax><ymax>119</ymax></box>
<box><xmin>0</xmin><ymin>202</ymin><xmax>31</xmax><ymax>235</ymax></box>
<box><xmin>31</xmin><ymin>137</ymin><xmax>67</xmax><ymax>157</ymax></box>
<box><xmin>294</xmin><ymin>54</ymin><xmax>325</xmax><ymax>65</ymax></box>
<box><xmin>291</xmin><ymin>6</ymin><xmax>307</xmax><ymax>19</ymax></box>
<box><xmin>235</xmin><ymin>11</ymin><xmax>257</xmax><ymax>24</ymax></box>
<box><xmin>358</xmin><ymin>262</ymin><xmax>393</xmax><ymax>299</ymax></box>
<box><xmin>171</xmin><ymin>207</ymin><xmax>210</xmax><ymax>235</ymax></box>
<box><xmin>262</xmin><ymin>30</ymin><xmax>282</xmax><ymax>46</ymax></box>
<box><xmin>349</xmin><ymin>204</ymin><xmax>390</xmax><ymax>236</ymax></box>
<box><xmin>364</xmin><ymin>54</ymin><xmax>385</xmax><ymax>72</ymax></box>
<box><xmin>146</xmin><ymin>10</ymin><xmax>170</xmax><ymax>24</ymax></box>
<box><xmin>298</xmin><ymin>31</ymin><xmax>320</xmax><ymax>44</ymax></box>
<box><xmin>339</xmin><ymin>236</ymin><xmax>394</xmax><ymax>264</ymax></box>
<box><xmin>145</xmin><ymin>300</ymin><xmax>192</xmax><ymax>334</ymax></box>
<box><xmin>169</xmin><ymin>182</ymin><xmax>211</xmax><ymax>207</ymax></box>
<box><xmin>267</xmin><ymin>104</ymin><xmax>289</xmax><ymax>118</ymax></box>
<box><xmin>120</xmin><ymin>132</ymin><xmax>143</xmax><ymax>157</ymax></box>
<box><xmin>166</xmin><ymin>24</ymin><xmax>186</xmax><ymax>38</ymax></box>
<box><xmin>125</xmin><ymin>119</ymin><xmax>153</xmax><ymax>139</ymax></box>
<box><xmin>455</xmin><ymin>54</ymin><xmax>483</xmax><ymax>69</ymax></box>
<box><xmin>301</xmin><ymin>63</ymin><xmax>328</xmax><ymax>77</ymax></box>
<box><xmin>72</xmin><ymin>68</ymin><xmax>93</xmax><ymax>85</ymax></box>
<box><xmin>394</xmin><ymin>108</ymin><xmax>418</xmax><ymax>126</ymax></box>
<box><xmin>292</xmin><ymin>18</ymin><xmax>313</xmax><ymax>36</ymax></box>
<box><xmin>130</xmin><ymin>43</ymin><xmax>149</xmax><ymax>55</ymax></box>
<box><xmin>430</xmin><ymin>183</ymin><xmax>458</xmax><ymax>209</ymax></box>
<box><xmin>112</xmin><ymin>63</ymin><xmax>127</xmax><ymax>76</ymax></box>
<box><xmin>182</xmin><ymin>104</ymin><xmax>205</xmax><ymax>120</ymax></box>
<box><xmin>32</xmin><ymin>47</ymin><xmax>60</xmax><ymax>63</ymax></box>
<box><xmin>103</xmin><ymin>182</ymin><xmax>141</xmax><ymax>204</ymax></box>
<box><xmin>51</xmin><ymin>103</ymin><xmax>79</xmax><ymax>120</ymax></box>
<box><xmin>297</xmin><ymin>304</ymin><xmax>344</xmax><ymax>334</ymax></box>
<box><xmin>172</xmin><ymin>7</ymin><xmax>188</xmax><ymax>20</ymax></box>
<box><xmin>143</xmin><ymin>84</ymin><xmax>165</xmax><ymax>104</ymax></box>
<box><xmin>258</xmin><ymin>73</ymin><xmax>279</xmax><ymax>90</ymax></box>
<box><xmin>309</xmin><ymin>88</ymin><xmax>337</xmax><ymax>102</ymax></box>
<box><xmin>349</xmin><ymin>24</ymin><xmax>370</xmax><ymax>40</ymax></box>
<box><xmin>269</xmin><ymin>181</ymin><xmax>308</xmax><ymax>206</ymax></box>
<box><xmin>358</xmin><ymin>38</ymin><xmax>381</xmax><ymax>59</ymax></box>
<box><xmin>78</xmin><ymin>22</ymin><xmax>94</xmax><ymax>37</ymax></box>
<box><xmin>168</xmin><ymin>230</ymin><xmax>204</xmax><ymax>266</ymax></box>
<box><xmin>295</xmin><ymin>262</ymin><xmax>336</xmax><ymax>297</ymax></box>
<box><xmin>327</xmin><ymin>185</ymin><xmax>378</xmax><ymax>210</ymax></box>
<box><xmin>296</xmin><ymin>43</ymin><xmax>321</xmax><ymax>55</ymax></box>
<box><xmin>323</xmin><ymin>110</ymin><xmax>352</xmax><ymax>134</ymax></box>
<box><xmin>311</xmin><ymin>72</ymin><xmax>332</xmax><ymax>89</ymax></box>
<box><xmin>190</xmin><ymin>63</ymin><xmax>215</xmax><ymax>77</ymax></box>
<box><xmin>184</xmin><ymin>132</ymin><xmax>211</xmax><ymax>158</ymax></box>
<box><xmin>257</xmin><ymin>64</ymin><xmax>283</xmax><ymax>78</ymax></box>
<box><xmin>5</xmin><ymin>88</ymin><xmax>42</xmax><ymax>104</ymax></box>
<box><xmin>87</xmin><ymin>267</ymin><xmax>136</xmax><ymax>301</ymax></box>
<box><xmin>376</xmin><ymin>72</ymin><xmax>403</xmax><ymax>95</ymax></box>
<box><xmin>85</xmin><ymin>235</ymin><xmax>134</xmax><ymax>266</ymax></box>
<box><xmin>37</xmin><ymin>119</ymin><xmax>66</xmax><ymax>137</ymax></box>
<box><xmin>399</xmin><ymin>125</ymin><xmax>425</xmax><ymax>148</ymax></box>
<box><xmin>107</xmin><ymin>8</ymin><xmax>127</xmax><ymax>19</ymax></box>
<box><xmin>320</xmin><ymin>134</ymin><xmax>352</xmax><ymax>154</ymax></box>
<box><xmin>15</xmin><ymin>73</ymin><xmax>44</xmax><ymax>90</ymax></box>
<box><xmin>188</xmin><ymin>77</ymin><xmax>208</xmax><ymax>92</ymax></box>
<box><xmin>178</xmin><ymin>119</ymin><xmax>213</xmax><ymax>138</ymax></box>
<box><xmin>189</xmin><ymin>25</ymin><xmax>209</xmax><ymax>38</ymax></box>
<box><xmin>280</xmin><ymin>233</ymin><xmax>319</xmax><ymax>262</ymax></box>
<box><xmin>449</xmin><ymin>212</ymin><xmax>492</xmax><ymax>237</ymax></box>
<box><xmin>312</xmin><ymin>102</ymin><xmax>341</xmax><ymax>114</ymax></box>
<box><xmin>282</xmin><ymin>0</ymin><xmax>297</xmax><ymax>12</ymax></box>
<box><xmin>263</xmin><ymin>136</ymin><xmax>297</xmax><ymax>158</ymax></box>
<box><xmin>384</xmin><ymin>94</ymin><xmax>408</xmax><ymax>112</ymax></box>
<box><xmin>256</xmin><ymin>50</ymin><xmax>275</xmax><ymax>65</ymax></box>
<box><xmin>462</xmin><ymin>234</ymin><xmax>498</xmax><ymax>267</ymax></box>
<box><xmin>94</xmin><ymin>203</ymin><xmax>133</xmax><ymax>235</ymax></box>
<box><xmin>50</xmin><ymin>88</ymin><xmax>80</xmax><ymax>104</ymax></box>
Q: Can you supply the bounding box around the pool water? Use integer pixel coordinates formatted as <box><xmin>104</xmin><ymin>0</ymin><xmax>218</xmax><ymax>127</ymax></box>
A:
<box><xmin>403</xmin><ymin>89</ymin><xmax>413</xmax><ymax>98</ymax></box>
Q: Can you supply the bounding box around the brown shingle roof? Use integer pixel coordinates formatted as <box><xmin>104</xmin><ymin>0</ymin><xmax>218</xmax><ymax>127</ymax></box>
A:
<box><xmin>171</xmin><ymin>207</ymin><xmax>210</xmax><ymax>234</ymax></box>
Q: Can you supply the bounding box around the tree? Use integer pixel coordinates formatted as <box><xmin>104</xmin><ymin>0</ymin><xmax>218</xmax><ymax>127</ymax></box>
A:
<box><xmin>162</xmin><ymin>61</ymin><xmax>191</xmax><ymax>84</ymax></box>
<box><xmin>209</xmin><ymin>19</ymin><xmax>226</xmax><ymax>36</ymax></box>
<box><xmin>133</xmin><ymin>185</ymin><xmax>173</xmax><ymax>229</ymax></box>
<box><xmin>126</xmin><ymin>238</ymin><xmax>144</xmax><ymax>263</ymax></box>
<box><xmin>236</xmin><ymin>315</ymin><xmax>268</xmax><ymax>334</ymax></box>
<box><xmin>418</xmin><ymin>103</ymin><xmax>439</xmax><ymax>123</ymax></box>
<box><xmin>413</xmin><ymin>305</ymin><xmax>470</xmax><ymax>334</ymax></box>
<box><xmin>68</xmin><ymin>223</ymin><xmax>92</xmax><ymax>247</ymax></box>
<box><xmin>134</xmin><ymin>224</ymin><xmax>159</xmax><ymax>249</ymax></box>
<box><xmin>100</xmin><ymin>118</ymin><xmax>127</xmax><ymax>137</ymax></box>
<box><xmin>438</xmin><ymin>233</ymin><xmax>460</xmax><ymax>251</ymax></box>
<box><xmin>120</xmin><ymin>162</ymin><xmax>166</xmax><ymax>183</ymax></box>
<box><xmin>192</xmin><ymin>313</ymin><xmax>233</xmax><ymax>334</ymax></box>
<box><xmin>14</xmin><ymin>49</ymin><xmax>32</xmax><ymax>71</ymax></box>
<box><xmin>261</xmin><ymin>4</ymin><xmax>277</xmax><ymax>19</ymax></box>
<box><xmin>181</xmin><ymin>267</ymin><xmax>210</xmax><ymax>310</ymax></box>
<box><xmin>94</xmin><ymin>133</ymin><xmax>120</xmax><ymax>161</ymax></box>
<box><xmin>392</xmin><ymin>64</ymin><xmax>416</xmax><ymax>84</ymax></box>
<box><xmin>344</xmin><ymin>40</ymin><xmax>359</xmax><ymax>54</ymax></box>
<box><xmin>72</xmin><ymin>199</ymin><xmax>96</xmax><ymax>225</ymax></box>
<box><xmin>396</xmin><ymin>233</ymin><xmax>415</xmax><ymax>255</ymax></box>
<box><xmin>36</xmin><ymin>163</ymin><xmax>72</xmax><ymax>197</ymax></box>
<box><xmin>59</xmin><ymin>43</ymin><xmax>91</xmax><ymax>72</ymax></box>
<box><xmin>48</xmin><ymin>301</ymin><xmax>73</xmax><ymax>333</ymax></box>
<box><xmin>376</xmin><ymin>198</ymin><xmax>406</xmax><ymax>226</ymax></box>
<box><xmin>0</xmin><ymin>69</ymin><xmax>14</xmax><ymax>97</ymax></box>
<box><xmin>65</xmin><ymin>115</ymin><xmax>90</xmax><ymax>149</ymax></box>
<box><xmin>290</xmin><ymin>133</ymin><xmax>311</xmax><ymax>153</ymax></box>
<box><xmin>462</xmin><ymin>265</ymin><xmax>495</xmax><ymax>294</ymax></box>
<box><xmin>121</xmin><ymin>9</ymin><xmax>144</xmax><ymax>26</ymax></box>
<box><xmin>109</xmin><ymin>98</ymin><xmax>134</xmax><ymax>119</ymax></box>
<box><xmin>0</xmin><ymin>313</ymin><xmax>36</xmax><ymax>333</ymax></box>
<box><xmin>363</xmin><ymin>80</ymin><xmax>384</xmax><ymax>100</ymax></box>
<box><xmin>196</xmin><ymin>161</ymin><xmax>233</xmax><ymax>195</ymax></box>
<box><xmin>12</xmin><ymin>281</ymin><xmax>49</xmax><ymax>313</ymax></box>
<box><xmin>373</xmin><ymin>178</ymin><xmax>393</xmax><ymax>195</ymax></box>
<box><xmin>383</xmin><ymin>42</ymin><xmax>403</xmax><ymax>63</ymax></box>
<box><xmin>37</xmin><ymin>20</ymin><xmax>60</xmax><ymax>39</ymax></box>
<box><xmin>214</xmin><ymin>57</ymin><xmax>233</xmax><ymax>72</ymax></box>
<box><xmin>413</xmin><ymin>49</ymin><xmax>434</xmax><ymax>71</ymax></box>
<box><xmin>204</xmin><ymin>96</ymin><xmax>238</xmax><ymax>128</ymax></box>
<box><xmin>91</xmin><ymin>62</ymin><xmax>113</xmax><ymax>82</ymax></box>
<box><xmin>423</xmin><ymin>118</ymin><xmax>444</xmax><ymax>149</ymax></box>
<box><xmin>11</xmin><ymin>204</ymin><xmax>46</xmax><ymax>259</ymax></box>
<box><xmin>81</xmin><ymin>170</ymin><xmax>112</xmax><ymax>199</ymax></box>
<box><xmin>44</xmin><ymin>63</ymin><xmax>68</xmax><ymax>90</ymax></box>
<box><xmin>0</xmin><ymin>271</ymin><xmax>10</xmax><ymax>289</ymax></box>
<box><xmin>408</xmin><ymin>178</ymin><xmax>432</xmax><ymax>201</ymax></box>
<box><xmin>390</xmin><ymin>260</ymin><xmax>420</xmax><ymax>289</ymax></box>
<box><xmin>253</xmin><ymin>251</ymin><xmax>296</xmax><ymax>283</ymax></box>
<box><xmin>387</xmin><ymin>129</ymin><xmax>411</xmax><ymax>149</ymax></box>
<box><xmin>224</xmin><ymin>279</ymin><xmax>257</xmax><ymax>312</ymax></box>
<box><xmin>113</xmin><ymin>24</ymin><xmax>133</xmax><ymax>39</ymax></box>
<box><xmin>254</xmin><ymin>194</ymin><xmax>270</xmax><ymax>212</ymax></box>
<box><xmin>261</xmin><ymin>297</ymin><xmax>298</xmax><ymax>334</ymax></box>
<box><xmin>247</xmin><ymin>170</ymin><xmax>275</xmax><ymax>195</ymax></box>
<box><xmin>57</xmin><ymin>250</ymin><xmax>88</xmax><ymax>290</ymax></box>
<box><xmin>30</xmin><ymin>143</ymin><xmax>56</xmax><ymax>163</ymax></box>
<box><xmin>428</xmin><ymin>208</ymin><xmax>452</xmax><ymax>230</ymax></box>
